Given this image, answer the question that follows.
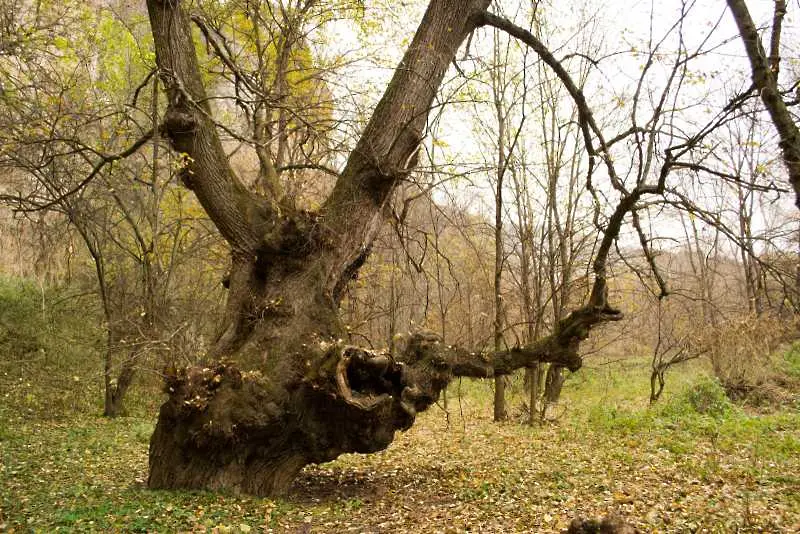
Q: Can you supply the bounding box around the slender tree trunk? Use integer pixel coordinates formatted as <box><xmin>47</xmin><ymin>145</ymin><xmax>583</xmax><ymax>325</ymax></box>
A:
<box><xmin>73</xmin><ymin>219</ymin><xmax>137</xmax><ymax>419</ymax></box>
<box><xmin>511</xmin><ymin>164</ymin><xmax>542</xmax><ymax>425</ymax></box>
<box><xmin>493</xmin><ymin>172</ymin><xmax>507</xmax><ymax>422</ymax></box>
<box><xmin>649</xmin><ymin>367</ymin><xmax>665</xmax><ymax>404</ymax></box>
<box><xmin>102</xmin><ymin>329</ymin><xmax>116</xmax><ymax>416</ymax></box>
<box><xmin>541</xmin><ymin>364</ymin><xmax>566</xmax><ymax>421</ymax></box>
<box><xmin>492</xmin><ymin>31</ymin><xmax>507</xmax><ymax>422</ymax></box>
<box><xmin>104</xmin><ymin>354</ymin><xmax>136</xmax><ymax>417</ymax></box>
<box><xmin>431</xmin><ymin>208</ymin><xmax>450</xmax><ymax>411</ymax></box>
<box><xmin>527</xmin><ymin>365</ymin><xmax>541</xmax><ymax>424</ymax></box>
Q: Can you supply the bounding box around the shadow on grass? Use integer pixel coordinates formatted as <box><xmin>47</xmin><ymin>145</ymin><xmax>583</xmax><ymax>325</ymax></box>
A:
<box><xmin>289</xmin><ymin>462</ymin><xmax>450</xmax><ymax>505</ymax></box>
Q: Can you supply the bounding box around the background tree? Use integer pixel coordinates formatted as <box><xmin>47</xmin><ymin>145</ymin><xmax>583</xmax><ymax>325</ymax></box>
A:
<box><xmin>0</xmin><ymin>0</ymin><xmax>225</xmax><ymax>415</ymax></box>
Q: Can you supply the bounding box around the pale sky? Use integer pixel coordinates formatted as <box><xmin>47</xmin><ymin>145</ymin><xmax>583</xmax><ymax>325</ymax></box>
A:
<box><xmin>316</xmin><ymin>1</ymin><xmax>798</xmax><ymax>255</ymax></box>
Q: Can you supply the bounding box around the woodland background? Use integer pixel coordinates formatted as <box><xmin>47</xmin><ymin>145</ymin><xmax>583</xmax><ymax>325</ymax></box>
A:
<box><xmin>1</xmin><ymin>0</ymin><xmax>799</xmax><ymax>531</ymax></box>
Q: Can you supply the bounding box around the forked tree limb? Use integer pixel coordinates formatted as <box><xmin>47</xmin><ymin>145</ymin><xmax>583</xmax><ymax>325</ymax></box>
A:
<box><xmin>320</xmin><ymin>0</ymin><xmax>492</xmax><ymax>297</ymax></box>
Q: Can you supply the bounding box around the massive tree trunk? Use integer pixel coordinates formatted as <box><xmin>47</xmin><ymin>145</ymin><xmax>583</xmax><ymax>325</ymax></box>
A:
<box><xmin>144</xmin><ymin>0</ymin><xmax>623</xmax><ymax>497</ymax></box>
<box><xmin>147</xmin><ymin>308</ymin><xmax>617</xmax><ymax>495</ymax></box>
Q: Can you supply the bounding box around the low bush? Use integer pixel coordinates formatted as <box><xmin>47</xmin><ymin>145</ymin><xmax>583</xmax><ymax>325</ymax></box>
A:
<box><xmin>0</xmin><ymin>276</ymin><xmax>104</xmax><ymax>418</ymax></box>
<box><xmin>683</xmin><ymin>377</ymin><xmax>733</xmax><ymax>418</ymax></box>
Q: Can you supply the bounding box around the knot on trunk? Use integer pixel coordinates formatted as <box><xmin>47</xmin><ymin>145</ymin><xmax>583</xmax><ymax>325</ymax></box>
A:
<box><xmin>165</xmin><ymin>363</ymin><xmax>242</xmax><ymax>410</ymax></box>
<box><xmin>289</xmin><ymin>333</ymin><xmax>455</xmax><ymax>462</ymax></box>
<box><xmin>161</xmin><ymin>363</ymin><xmax>284</xmax><ymax>447</ymax></box>
<box><xmin>392</xmin><ymin>331</ymin><xmax>453</xmax><ymax>410</ymax></box>
<box><xmin>335</xmin><ymin>349</ymin><xmax>394</xmax><ymax>411</ymax></box>
<box><xmin>303</xmin><ymin>333</ymin><xmax>451</xmax><ymax>418</ymax></box>
<box><xmin>254</xmin><ymin>209</ymin><xmax>324</xmax><ymax>281</ymax></box>
<box><xmin>162</xmin><ymin>108</ymin><xmax>197</xmax><ymax>137</ymax></box>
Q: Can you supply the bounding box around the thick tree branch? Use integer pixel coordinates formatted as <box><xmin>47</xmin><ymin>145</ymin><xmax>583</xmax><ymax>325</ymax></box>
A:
<box><xmin>768</xmin><ymin>0</ymin><xmax>786</xmax><ymax>76</ymax></box>
<box><xmin>146</xmin><ymin>0</ymin><xmax>275</xmax><ymax>252</ymax></box>
<box><xmin>390</xmin><ymin>298</ymin><xmax>622</xmax><ymax>384</ymax></box>
<box><xmin>726</xmin><ymin>0</ymin><xmax>800</xmax><ymax>208</ymax></box>
<box><xmin>320</xmin><ymin>0</ymin><xmax>491</xmax><ymax>299</ymax></box>
<box><xmin>451</xmin><ymin>304</ymin><xmax>622</xmax><ymax>375</ymax></box>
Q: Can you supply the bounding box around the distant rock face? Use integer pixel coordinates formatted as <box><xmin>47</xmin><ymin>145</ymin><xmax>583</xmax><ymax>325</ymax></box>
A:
<box><xmin>564</xmin><ymin>514</ymin><xmax>639</xmax><ymax>534</ymax></box>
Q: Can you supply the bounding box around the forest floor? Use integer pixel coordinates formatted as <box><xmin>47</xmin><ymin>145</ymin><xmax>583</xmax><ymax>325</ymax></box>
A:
<box><xmin>2</xmin><ymin>352</ymin><xmax>800</xmax><ymax>533</ymax></box>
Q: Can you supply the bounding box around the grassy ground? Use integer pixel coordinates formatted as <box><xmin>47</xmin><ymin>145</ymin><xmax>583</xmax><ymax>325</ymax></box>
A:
<box><xmin>2</xmin><ymin>350</ymin><xmax>799</xmax><ymax>533</ymax></box>
<box><xmin>2</xmin><ymin>278</ymin><xmax>799</xmax><ymax>532</ymax></box>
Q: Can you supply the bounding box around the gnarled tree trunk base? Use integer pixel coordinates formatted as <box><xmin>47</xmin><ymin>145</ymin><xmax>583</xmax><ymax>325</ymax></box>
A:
<box><xmin>146</xmin><ymin>337</ymin><xmax>444</xmax><ymax>497</ymax></box>
<box><xmin>147</xmin><ymin>367</ymin><xmax>307</xmax><ymax>495</ymax></box>
<box><xmin>149</xmin><ymin>421</ymin><xmax>307</xmax><ymax>497</ymax></box>
<box><xmin>146</xmin><ymin>303</ymin><xmax>617</xmax><ymax>496</ymax></box>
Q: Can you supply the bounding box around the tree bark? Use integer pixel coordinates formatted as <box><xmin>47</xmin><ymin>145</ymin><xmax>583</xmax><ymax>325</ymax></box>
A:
<box><xmin>148</xmin><ymin>304</ymin><xmax>617</xmax><ymax>495</ymax></box>
<box><xmin>144</xmin><ymin>0</ymin><xmax>494</xmax><ymax>496</ymax></box>
<box><xmin>493</xmin><ymin>49</ymin><xmax>507</xmax><ymax>423</ymax></box>
<box><xmin>541</xmin><ymin>364</ymin><xmax>565</xmax><ymax>421</ymax></box>
<box><xmin>104</xmin><ymin>355</ymin><xmax>136</xmax><ymax>417</ymax></box>
<box><xmin>649</xmin><ymin>366</ymin><xmax>666</xmax><ymax>404</ymax></box>
<box><xmin>726</xmin><ymin>0</ymin><xmax>800</xmax><ymax>209</ymax></box>
<box><xmin>144</xmin><ymin>0</ymin><xmax>624</xmax><ymax>497</ymax></box>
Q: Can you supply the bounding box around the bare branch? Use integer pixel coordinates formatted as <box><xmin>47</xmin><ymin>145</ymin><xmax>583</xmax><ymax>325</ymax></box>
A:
<box><xmin>726</xmin><ymin>0</ymin><xmax>800</xmax><ymax>208</ymax></box>
<box><xmin>476</xmin><ymin>10</ymin><xmax>625</xmax><ymax>193</ymax></box>
<box><xmin>1</xmin><ymin>129</ymin><xmax>154</xmax><ymax>212</ymax></box>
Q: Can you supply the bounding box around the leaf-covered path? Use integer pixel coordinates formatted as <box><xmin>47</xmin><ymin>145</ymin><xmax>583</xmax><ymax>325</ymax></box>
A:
<box><xmin>292</xmin><ymin>397</ymin><xmax>800</xmax><ymax>533</ymax></box>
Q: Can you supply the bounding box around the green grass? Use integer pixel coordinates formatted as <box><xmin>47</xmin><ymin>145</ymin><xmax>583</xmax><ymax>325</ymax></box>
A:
<box><xmin>2</xmin><ymin>287</ymin><xmax>800</xmax><ymax>532</ymax></box>
<box><xmin>783</xmin><ymin>342</ymin><xmax>800</xmax><ymax>378</ymax></box>
<box><xmin>2</xmin><ymin>364</ymin><xmax>799</xmax><ymax>532</ymax></box>
<box><xmin>0</xmin><ymin>276</ymin><xmax>106</xmax><ymax>419</ymax></box>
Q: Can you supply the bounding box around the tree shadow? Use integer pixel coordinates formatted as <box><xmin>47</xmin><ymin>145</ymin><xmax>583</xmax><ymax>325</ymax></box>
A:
<box><xmin>288</xmin><ymin>466</ymin><xmax>389</xmax><ymax>504</ymax></box>
<box><xmin>288</xmin><ymin>463</ymin><xmax>449</xmax><ymax>505</ymax></box>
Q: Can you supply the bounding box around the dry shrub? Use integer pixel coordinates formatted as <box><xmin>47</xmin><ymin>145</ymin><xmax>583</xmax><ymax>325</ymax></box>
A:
<box><xmin>703</xmin><ymin>314</ymin><xmax>799</xmax><ymax>405</ymax></box>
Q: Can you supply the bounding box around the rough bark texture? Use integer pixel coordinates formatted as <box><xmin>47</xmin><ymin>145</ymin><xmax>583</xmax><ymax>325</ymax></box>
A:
<box><xmin>148</xmin><ymin>318</ymin><xmax>613</xmax><ymax>495</ymax></box>
<box><xmin>103</xmin><ymin>356</ymin><xmax>135</xmax><ymax>417</ymax></box>
<box><xmin>542</xmin><ymin>364</ymin><xmax>566</xmax><ymax>421</ymax></box>
<box><xmin>144</xmin><ymin>0</ymin><xmax>625</xmax><ymax>497</ymax></box>
<box><xmin>727</xmin><ymin>0</ymin><xmax>800</xmax><ymax>209</ymax></box>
